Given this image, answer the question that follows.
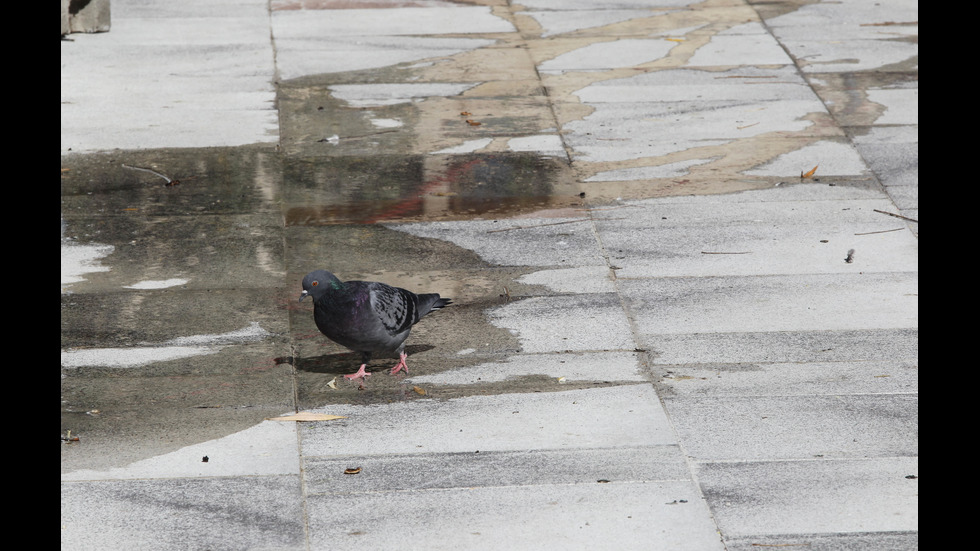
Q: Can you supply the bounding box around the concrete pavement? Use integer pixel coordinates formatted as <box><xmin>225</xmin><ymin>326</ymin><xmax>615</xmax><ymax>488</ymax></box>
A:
<box><xmin>61</xmin><ymin>0</ymin><xmax>917</xmax><ymax>549</ymax></box>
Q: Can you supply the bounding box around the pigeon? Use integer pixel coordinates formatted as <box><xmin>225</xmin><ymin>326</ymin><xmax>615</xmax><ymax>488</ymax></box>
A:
<box><xmin>299</xmin><ymin>269</ymin><xmax>451</xmax><ymax>383</ymax></box>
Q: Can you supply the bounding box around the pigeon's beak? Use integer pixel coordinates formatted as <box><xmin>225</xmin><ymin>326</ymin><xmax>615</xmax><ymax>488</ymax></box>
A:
<box><xmin>299</xmin><ymin>290</ymin><xmax>309</xmax><ymax>302</ymax></box>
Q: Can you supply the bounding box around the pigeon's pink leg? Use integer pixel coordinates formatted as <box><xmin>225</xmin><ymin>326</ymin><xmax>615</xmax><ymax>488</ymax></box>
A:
<box><xmin>389</xmin><ymin>352</ymin><xmax>409</xmax><ymax>375</ymax></box>
<box><xmin>345</xmin><ymin>364</ymin><xmax>372</xmax><ymax>381</ymax></box>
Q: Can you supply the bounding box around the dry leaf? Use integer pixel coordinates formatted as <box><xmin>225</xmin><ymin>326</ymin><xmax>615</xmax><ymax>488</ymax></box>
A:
<box><xmin>460</xmin><ymin>111</ymin><xmax>472</xmax><ymax>116</ymax></box>
<box><xmin>268</xmin><ymin>412</ymin><xmax>347</xmax><ymax>422</ymax></box>
<box><xmin>344</xmin><ymin>467</ymin><xmax>362</xmax><ymax>475</ymax></box>
<box><xmin>665</xmin><ymin>37</ymin><xmax>684</xmax><ymax>42</ymax></box>
<box><xmin>801</xmin><ymin>165</ymin><xmax>818</xmax><ymax>179</ymax></box>
<box><xmin>465</xmin><ymin>119</ymin><xmax>482</xmax><ymax>126</ymax></box>
<box><xmin>326</xmin><ymin>377</ymin><xmax>337</xmax><ymax>389</ymax></box>
<box><xmin>412</xmin><ymin>385</ymin><xmax>427</xmax><ymax>396</ymax></box>
<box><xmin>557</xmin><ymin>377</ymin><xmax>567</xmax><ymax>384</ymax></box>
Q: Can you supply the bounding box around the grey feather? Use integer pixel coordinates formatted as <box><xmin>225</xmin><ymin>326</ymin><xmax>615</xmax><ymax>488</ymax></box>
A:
<box><xmin>299</xmin><ymin>269</ymin><xmax>451</xmax><ymax>376</ymax></box>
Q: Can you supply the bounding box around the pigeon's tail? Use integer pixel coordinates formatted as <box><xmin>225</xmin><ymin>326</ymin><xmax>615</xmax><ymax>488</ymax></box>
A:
<box><xmin>417</xmin><ymin>294</ymin><xmax>452</xmax><ymax>318</ymax></box>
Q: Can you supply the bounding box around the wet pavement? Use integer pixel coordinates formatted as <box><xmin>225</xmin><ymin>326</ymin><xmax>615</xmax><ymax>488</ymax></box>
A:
<box><xmin>62</xmin><ymin>0</ymin><xmax>917</xmax><ymax>549</ymax></box>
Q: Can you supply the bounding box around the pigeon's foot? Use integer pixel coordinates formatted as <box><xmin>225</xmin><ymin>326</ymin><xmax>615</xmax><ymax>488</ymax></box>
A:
<box><xmin>389</xmin><ymin>353</ymin><xmax>409</xmax><ymax>375</ymax></box>
<box><xmin>344</xmin><ymin>364</ymin><xmax>372</xmax><ymax>382</ymax></box>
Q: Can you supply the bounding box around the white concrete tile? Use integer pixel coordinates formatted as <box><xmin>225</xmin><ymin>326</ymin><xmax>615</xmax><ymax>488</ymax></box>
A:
<box><xmin>61</xmin><ymin>476</ymin><xmax>305</xmax><ymax>550</ymax></box>
<box><xmin>489</xmin><ymin>295</ymin><xmax>636</xmax><ymax>353</ymax></box>
<box><xmin>867</xmin><ymin>88</ymin><xmax>919</xmax><ymax>125</ymax></box>
<box><xmin>572</xmin><ymin>65</ymin><xmax>816</xmax><ymax>103</ymax></box>
<box><xmin>410</xmin><ymin>351</ymin><xmax>647</xmax><ymax>385</ymax></box>
<box><xmin>61</xmin><ymin>17</ymin><xmax>278</xmax><ymax>152</ymax></box>
<box><xmin>539</xmin><ymin>38</ymin><xmax>676</xmax><ymax>71</ymax></box>
<box><xmin>647</xmin><ymin>328</ymin><xmax>918</xmax><ymax>365</ymax></box>
<box><xmin>272</xmin><ymin>7</ymin><xmax>514</xmax><ymax>38</ymax></box>
<box><xmin>525</xmin><ymin>9</ymin><xmax>661</xmax><ymax>37</ymax></box>
<box><xmin>594</xmin><ymin>198</ymin><xmax>919</xmax><ymax>277</ymax></box>
<box><xmin>766</xmin><ymin>0</ymin><xmax>918</xmax><ymax>42</ymax></box>
<box><xmin>520</xmin><ymin>0</ymin><xmax>700</xmax><ymax>8</ymax></box>
<box><xmin>659</xmin><ymin>360</ymin><xmax>917</xmax><ymax>398</ymax></box>
<box><xmin>698</xmin><ymin>458</ymin><xmax>918</xmax><ymax>536</ymax></box>
<box><xmin>743</xmin><ymin>140</ymin><xmax>870</xmax><ymax>177</ymax></box>
<box><xmin>778</xmin><ymin>39</ymin><xmax>917</xmax><ymax>73</ymax></box>
<box><xmin>687</xmin><ymin>22</ymin><xmax>794</xmax><ymax>66</ymax></box>
<box><xmin>300</xmin><ymin>385</ymin><xmax>676</xmax><ymax>456</ymax></box>
<box><xmin>563</xmin><ymin>100</ymin><xmax>820</xmax><ymax>162</ymax></box>
<box><xmin>666</xmin><ymin>394</ymin><xmax>917</xmax><ymax>460</ymax></box>
<box><xmin>517</xmin><ymin>266</ymin><xmax>617</xmax><ymax>294</ymax></box>
<box><xmin>273</xmin><ymin>36</ymin><xmax>496</xmax><ymax>78</ymax></box>
<box><xmin>61</xmin><ymin>421</ymin><xmax>299</xmax><ymax>480</ymax></box>
<box><xmin>307</xmin><ymin>480</ymin><xmax>725</xmax><ymax>550</ymax></box>
<box><xmin>389</xmin><ymin>218</ymin><xmax>606</xmax><ymax>267</ymax></box>
<box><xmin>304</xmin><ymin>446</ymin><xmax>689</xmax><ymax>494</ymax></box>
<box><xmin>620</xmin><ymin>272</ymin><xmax>917</xmax><ymax>335</ymax></box>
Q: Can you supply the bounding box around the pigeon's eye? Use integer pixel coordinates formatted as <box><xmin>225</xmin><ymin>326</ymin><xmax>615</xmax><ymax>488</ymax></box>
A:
<box><xmin>311</xmin><ymin>281</ymin><xmax>318</xmax><ymax>287</ymax></box>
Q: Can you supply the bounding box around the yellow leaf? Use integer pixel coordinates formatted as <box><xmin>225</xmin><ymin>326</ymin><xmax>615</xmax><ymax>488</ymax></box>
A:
<box><xmin>268</xmin><ymin>412</ymin><xmax>347</xmax><ymax>422</ymax></box>
<box><xmin>801</xmin><ymin>165</ymin><xmax>818</xmax><ymax>179</ymax></box>
<box><xmin>412</xmin><ymin>385</ymin><xmax>427</xmax><ymax>396</ymax></box>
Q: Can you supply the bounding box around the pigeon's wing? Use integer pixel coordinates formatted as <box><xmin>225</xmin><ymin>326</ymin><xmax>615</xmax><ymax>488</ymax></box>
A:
<box><xmin>368</xmin><ymin>282</ymin><xmax>418</xmax><ymax>336</ymax></box>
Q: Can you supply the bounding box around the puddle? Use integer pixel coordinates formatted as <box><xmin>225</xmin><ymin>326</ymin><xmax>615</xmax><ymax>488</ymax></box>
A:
<box><xmin>284</xmin><ymin>152</ymin><xmax>586</xmax><ymax>224</ymax></box>
<box><xmin>61</xmin><ymin>322</ymin><xmax>272</xmax><ymax>369</ymax></box>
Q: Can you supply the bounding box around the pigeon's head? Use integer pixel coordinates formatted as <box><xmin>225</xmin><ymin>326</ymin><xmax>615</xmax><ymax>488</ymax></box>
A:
<box><xmin>299</xmin><ymin>269</ymin><xmax>341</xmax><ymax>302</ymax></box>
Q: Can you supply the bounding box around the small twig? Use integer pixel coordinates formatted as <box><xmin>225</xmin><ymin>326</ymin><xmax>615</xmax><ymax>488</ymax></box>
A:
<box><xmin>854</xmin><ymin>227</ymin><xmax>904</xmax><ymax>236</ymax></box>
<box><xmin>487</xmin><ymin>218</ymin><xmax>594</xmax><ymax>233</ymax></box>
<box><xmin>873</xmin><ymin>209</ymin><xmax>918</xmax><ymax>223</ymax></box>
<box><xmin>701</xmin><ymin>251</ymin><xmax>752</xmax><ymax>255</ymax></box>
<box><xmin>121</xmin><ymin>163</ymin><xmax>178</xmax><ymax>186</ymax></box>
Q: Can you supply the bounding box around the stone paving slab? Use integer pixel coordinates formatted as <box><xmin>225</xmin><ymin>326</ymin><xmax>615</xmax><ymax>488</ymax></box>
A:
<box><xmin>649</xmin><ymin>328</ymin><xmax>918</xmax><ymax>365</ymax></box>
<box><xmin>410</xmin><ymin>351</ymin><xmax>647</xmax><ymax>385</ymax></box>
<box><xmin>61</xmin><ymin>420</ymin><xmax>300</xmax><ymax>481</ymax></box>
<box><xmin>303</xmin><ymin>446</ymin><xmax>689</xmax><ymax>495</ymax></box>
<box><xmin>620</xmin><ymin>272</ymin><xmax>917</xmax><ymax>335</ymax></box>
<box><xmin>592</xmin><ymin>195</ymin><xmax>918</xmax><ymax>278</ymax></box>
<box><xmin>305</xmin><ymin>480</ymin><xmax>724</xmax><ymax>551</ymax></box>
<box><xmin>299</xmin><ymin>385</ymin><xmax>676</xmax><ymax>456</ymax></box>
<box><xmin>666</xmin><ymin>393</ymin><xmax>917</xmax><ymax>461</ymax></box>
<box><xmin>659</xmin><ymin>360</ymin><xmax>917</xmax><ymax>397</ymax></box>
<box><xmin>61</xmin><ymin>476</ymin><xmax>305</xmax><ymax>551</ymax></box>
<box><xmin>697</xmin><ymin>458</ymin><xmax>918</xmax><ymax>536</ymax></box>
